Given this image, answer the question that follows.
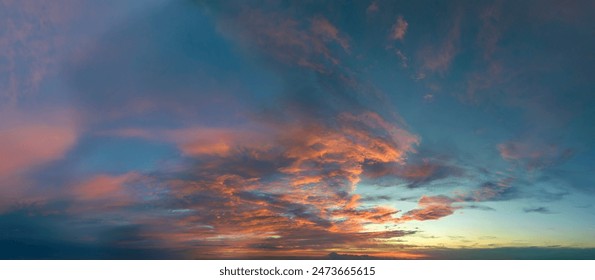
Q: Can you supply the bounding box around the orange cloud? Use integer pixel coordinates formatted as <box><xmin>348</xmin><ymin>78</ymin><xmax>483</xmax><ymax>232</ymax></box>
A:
<box><xmin>96</xmin><ymin>111</ymin><xmax>423</xmax><ymax>258</ymax></box>
<box><xmin>399</xmin><ymin>195</ymin><xmax>458</xmax><ymax>221</ymax></box>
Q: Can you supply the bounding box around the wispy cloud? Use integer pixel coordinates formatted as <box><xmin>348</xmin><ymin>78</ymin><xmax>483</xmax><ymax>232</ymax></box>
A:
<box><xmin>366</xmin><ymin>2</ymin><xmax>379</xmax><ymax>15</ymax></box>
<box><xmin>311</xmin><ymin>17</ymin><xmax>350</xmax><ymax>52</ymax></box>
<box><xmin>498</xmin><ymin>140</ymin><xmax>573</xmax><ymax>170</ymax></box>
<box><xmin>477</xmin><ymin>2</ymin><xmax>504</xmax><ymax>60</ymax></box>
<box><xmin>213</xmin><ymin>5</ymin><xmax>350</xmax><ymax>73</ymax></box>
<box><xmin>418</xmin><ymin>12</ymin><xmax>461</xmax><ymax>73</ymax></box>
<box><xmin>523</xmin><ymin>207</ymin><xmax>553</xmax><ymax>214</ymax></box>
<box><xmin>363</xmin><ymin>159</ymin><xmax>464</xmax><ymax>188</ymax></box>
<box><xmin>389</xmin><ymin>16</ymin><xmax>408</xmax><ymax>41</ymax></box>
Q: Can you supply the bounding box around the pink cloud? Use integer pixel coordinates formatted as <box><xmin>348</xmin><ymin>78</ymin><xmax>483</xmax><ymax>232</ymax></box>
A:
<box><xmin>73</xmin><ymin>173</ymin><xmax>139</xmax><ymax>201</ymax></box>
<box><xmin>366</xmin><ymin>2</ymin><xmax>379</xmax><ymax>14</ymax></box>
<box><xmin>100</xmin><ymin>126</ymin><xmax>268</xmax><ymax>157</ymax></box>
<box><xmin>311</xmin><ymin>17</ymin><xmax>350</xmax><ymax>51</ymax></box>
<box><xmin>0</xmin><ymin>111</ymin><xmax>77</xmax><ymax>178</ymax></box>
<box><xmin>64</xmin><ymin>172</ymin><xmax>144</xmax><ymax>213</ymax></box>
<box><xmin>0</xmin><ymin>109</ymin><xmax>77</xmax><ymax>212</ymax></box>
<box><xmin>0</xmin><ymin>0</ymin><xmax>83</xmax><ymax>107</ymax></box>
<box><xmin>167</xmin><ymin>127</ymin><xmax>254</xmax><ymax>157</ymax></box>
<box><xmin>390</xmin><ymin>16</ymin><xmax>408</xmax><ymax>41</ymax></box>
<box><xmin>215</xmin><ymin>8</ymin><xmax>351</xmax><ymax>73</ymax></box>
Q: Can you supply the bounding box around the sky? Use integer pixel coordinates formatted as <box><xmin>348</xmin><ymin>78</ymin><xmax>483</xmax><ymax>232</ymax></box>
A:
<box><xmin>1</xmin><ymin>0</ymin><xmax>595</xmax><ymax>259</ymax></box>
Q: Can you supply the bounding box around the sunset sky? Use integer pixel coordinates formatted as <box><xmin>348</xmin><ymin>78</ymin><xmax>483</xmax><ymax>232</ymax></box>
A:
<box><xmin>1</xmin><ymin>0</ymin><xmax>595</xmax><ymax>259</ymax></box>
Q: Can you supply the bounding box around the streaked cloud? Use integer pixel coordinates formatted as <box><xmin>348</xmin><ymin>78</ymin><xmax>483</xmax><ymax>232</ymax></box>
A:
<box><xmin>523</xmin><ymin>207</ymin><xmax>553</xmax><ymax>214</ymax></box>
<box><xmin>363</xmin><ymin>158</ymin><xmax>464</xmax><ymax>188</ymax></box>
<box><xmin>311</xmin><ymin>17</ymin><xmax>350</xmax><ymax>52</ymax></box>
<box><xmin>213</xmin><ymin>5</ymin><xmax>350</xmax><ymax>73</ymax></box>
<box><xmin>498</xmin><ymin>140</ymin><xmax>573</xmax><ymax>170</ymax></box>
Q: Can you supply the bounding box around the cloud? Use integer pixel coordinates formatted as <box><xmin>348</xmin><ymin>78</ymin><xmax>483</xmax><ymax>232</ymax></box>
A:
<box><xmin>311</xmin><ymin>17</ymin><xmax>350</xmax><ymax>51</ymax></box>
<box><xmin>60</xmin><ymin>1</ymin><xmax>426</xmax><ymax>253</ymax></box>
<box><xmin>0</xmin><ymin>4</ymin><xmax>47</xmax><ymax>104</ymax></box>
<box><xmin>418</xmin><ymin>12</ymin><xmax>461</xmax><ymax>73</ymax></box>
<box><xmin>398</xmin><ymin>195</ymin><xmax>458</xmax><ymax>221</ymax></box>
<box><xmin>10</xmin><ymin>0</ymin><xmax>559</xmax><ymax>259</ymax></box>
<box><xmin>363</xmin><ymin>159</ymin><xmax>464</xmax><ymax>188</ymax></box>
<box><xmin>389</xmin><ymin>176</ymin><xmax>515</xmax><ymax>222</ymax></box>
<box><xmin>464</xmin><ymin>60</ymin><xmax>506</xmax><ymax>102</ymax></box>
<box><xmin>523</xmin><ymin>207</ymin><xmax>553</xmax><ymax>214</ymax></box>
<box><xmin>1</xmin><ymin>0</ymin><xmax>594</xmax><ymax>260</ymax></box>
<box><xmin>71</xmin><ymin>76</ymin><xmax>421</xmax><ymax>257</ymax></box>
<box><xmin>72</xmin><ymin>173</ymin><xmax>140</xmax><ymax>203</ymax></box>
<box><xmin>498</xmin><ymin>140</ymin><xmax>573</xmax><ymax>170</ymax></box>
<box><xmin>0</xmin><ymin>109</ymin><xmax>79</xmax><ymax>213</ymax></box>
<box><xmin>394</xmin><ymin>49</ymin><xmax>409</xmax><ymax>67</ymax></box>
<box><xmin>360</xmin><ymin>195</ymin><xmax>393</xmax><ymax>202</ymax></box>
<box><xmin>468</xmin><ymin>178</ymin><xmax>515</xmax><ymax>202</ymax></box>
<box><xmin>389</xmin><ymin>16</ymin><xmax>408</xmax><ymax>41</ymax></box>
<box><xmin>477</xmin><ymin>2</ymin><xmax>504</xmax><ymax>60</ymax></box>
<box><xmin>423</xmin><ymin>94</ymin><xmax>434</xmax><ymax>102</ymax></box>
<box><xmin>0</xmin><ymin>110</ymin><xmax>77</xmax><ymax>178</ymax></box>
<box><xmin>464</xmin><ymin>204</ymin><xmax>496</xmax><ymax>211</ymax></box>
<box><xmin>99</xmin><ymin>125</ymin><xmax>276</xmax><ymax>160</ymax></box>
<box><xmin>0</xmin><ymin>0</ymin><xmax>87</xmax><ymax>108</ymax></box>
<box><xmin>213</xmin><ymin>5</ymin><xmax>350</xmax><ymax>73</ymax></box>
<box><xmin>366</xmin><ymin>2</ymin><xmax>379</xmax><ymax>14</ymax></box>
<box><xmin>83</xmin><ymin>108</ymin><xmax>420</xmax><ymax>257</ymax></box>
